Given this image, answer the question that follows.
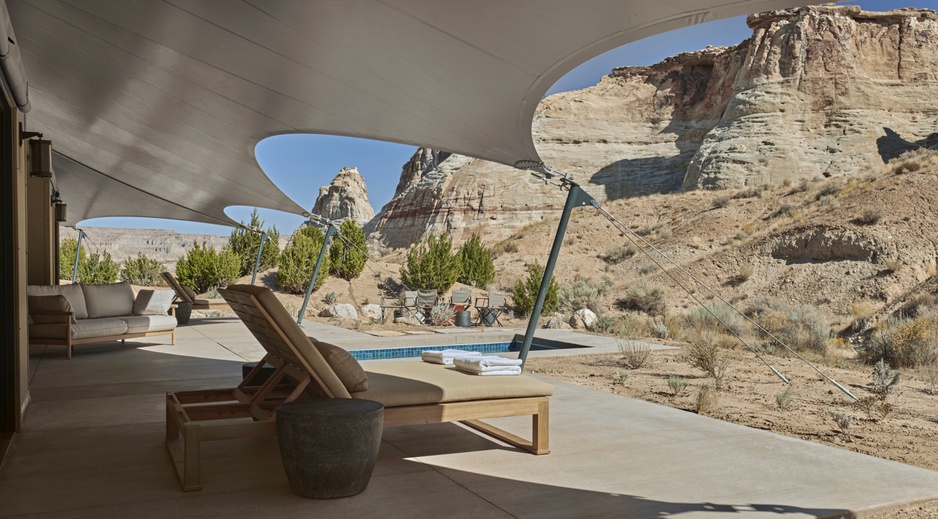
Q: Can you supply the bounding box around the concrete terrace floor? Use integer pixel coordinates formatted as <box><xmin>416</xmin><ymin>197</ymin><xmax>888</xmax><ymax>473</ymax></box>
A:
<box><xmin>3</xmin><ymin>318</ymin><xmax>938</xmax><ymax>518</ymax></box>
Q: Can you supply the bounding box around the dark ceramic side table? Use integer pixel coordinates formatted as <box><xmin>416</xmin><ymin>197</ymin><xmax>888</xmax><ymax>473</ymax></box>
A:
<box><xmin>276</xmin><ymin>399</ymin><xmax>384</xmax><ymax>499</ymax></box>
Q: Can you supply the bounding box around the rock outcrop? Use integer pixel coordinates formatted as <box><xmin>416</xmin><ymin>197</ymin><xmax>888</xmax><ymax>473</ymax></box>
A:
<box><xmin>368</xmin><ymin>6</ymin><xmax>938</xmax><ymax>249</ymax></box>
<box><xmin>312</xmin><ymin>167</ymin><xmax>375</xmax><ymax>226</ymax></box>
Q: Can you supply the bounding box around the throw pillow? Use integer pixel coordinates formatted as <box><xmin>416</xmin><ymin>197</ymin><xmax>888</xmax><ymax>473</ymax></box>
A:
<box><xmin>27</xmin><ymin>295</ymin><xmax>76</xmax><ymax>323</ymax></box>
<box><xmin>313</xmin><ymin>341</ymin><xmax>368</xmax><ymax>392</ymax></box>
<box><xmin>133</xmin><ymin>289</ymin><xmax>176</xmax><ymax>316</ymax></box>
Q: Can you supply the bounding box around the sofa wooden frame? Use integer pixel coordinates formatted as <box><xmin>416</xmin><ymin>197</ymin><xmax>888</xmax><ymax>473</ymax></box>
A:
<box><xmin>29</xmin><ymin>309</ymin><xmax>176</xmax><ymax>359</ymax></box>
<box><xmin>165</xmin><ymin>285</ymin><xmax>549</xmax><ymax>492</ymax></box>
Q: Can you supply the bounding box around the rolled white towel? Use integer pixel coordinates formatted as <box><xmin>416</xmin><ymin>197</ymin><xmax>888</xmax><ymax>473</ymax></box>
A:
<box><xmin>453</xmin><ymin>355</ymin><xmax>523</xmax><ymax>375</ymax></box>
<box><xmin>421</xmin><ymin>349</ymin><xmax>482</xmax><ymax>365</ymax></box>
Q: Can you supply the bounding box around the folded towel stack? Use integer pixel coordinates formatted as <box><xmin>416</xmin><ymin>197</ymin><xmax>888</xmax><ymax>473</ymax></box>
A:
<box><xmin>421</xmin><ymin>349</ymin><xmax>482</xmax><ymax>365</ymax></box>
<box><xmin>453</xmin><ymin>355</ymin><xmax>523</xmax><ymax>376</ymax></box>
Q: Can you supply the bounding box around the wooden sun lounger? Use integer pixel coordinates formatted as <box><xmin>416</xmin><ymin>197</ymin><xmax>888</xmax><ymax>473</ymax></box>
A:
<box><xmin>165</xmin><ymin>284</ymin><xmax>551</xmax><ymax>491</ymax></box>
<box><xmin>160</xmin><ymin>272</ymin><xmax>229</xmax><ymax>311</ymax></box>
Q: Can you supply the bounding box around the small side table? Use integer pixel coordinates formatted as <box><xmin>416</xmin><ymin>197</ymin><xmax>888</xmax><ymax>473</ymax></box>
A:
<box><xmin>276</xmin><ymin>399</ymin><xmax>384</xmax><ymax>499</ymax></box>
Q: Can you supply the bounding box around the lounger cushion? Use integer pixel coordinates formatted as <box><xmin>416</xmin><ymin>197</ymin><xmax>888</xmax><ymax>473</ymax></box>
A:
<box><xmin>82</xmin><ymin>282</ymin><xmax>135</xmax><ymax>318</ymax></box>
<box><xmin>122</xmin><ymin>315</ymin><xmax>178</xmax><ymax>334</ymax></box>
<box><xmin>313</xmin><ymin>341</ymin><xmax>368</xmax><ymax>392</ymax></box>
<box><xmin>182</xmin><ymin>286</ymin><xmax>198</xmax><ymax>302</ymax></box>
<box><xmin>27</xmin><ymin>284</ymin><xmax>88</xmax><ymax>320</ymax></box>
<box><xmin>134</xmin><ymin>289</ymin><xmax>175</xmax><ymax>316</ymax></box>
<box><xmin>27</xmin><ymin>295</ymin><xmax>76</xmax><ymax>324</ymax></box>
<box><xmin>353</xmin><ymin>360</ymin><xmax>553</xmax><ymax>407</ymax></box>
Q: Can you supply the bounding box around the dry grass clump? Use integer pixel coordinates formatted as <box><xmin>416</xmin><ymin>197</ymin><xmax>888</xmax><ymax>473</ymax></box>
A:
<box><xmin>890</xmin><ymin>148</ymin><xmax>938</xmax><ymax>175</ymax></box>
<box><xmin>683</xmin><ymin>303</ymin><xmax>747</xmax><ymax>337</ymax></box>
<box><xmin>695</xmin><ymin>384</ymin><xmax>718</xmax><ymax>414</ymax></box>
<box><xmin>685</xmin><ymin>331</ymin><xmax>730</xmax><ymax>388</ymax></box>
<box><xmin>855</xmin><ymin>208</ymin><xmax>883</xmax><ymax>225</ymax></box>
<box><xmin>747</xmin><ymin>298</ymin><xmax>830</xmax><ymax>356</ymax></box>
<box><xmin>712</xmin><ymin>195</ymin><xmax>731</xmax><ymax>209</ymax></box>
<box><xmin>618</xmin><ymin>339</ymin><xmax>653</xmax><ymax>369</ymax></box>
<box><xmin>615</xmin><ymin>279</ymin><xmax>666</xmax><ymax>316</ymax></box>
<box><xmin>602</xmin><ymin>243</ymin><xmax>637</xmax><ymax>265</ymax></box>
<box><xmin>862</xmin><ymin>312</ymin><xmax>938</xmax><ymax>368</ymax></box>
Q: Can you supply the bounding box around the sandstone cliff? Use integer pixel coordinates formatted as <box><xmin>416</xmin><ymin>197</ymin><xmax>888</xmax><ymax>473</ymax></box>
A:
<box><xmin>368</xmin><ymin>5</ymin><xmax>938</xmax><ymax>250</ymax></box>
<box><xmin>311</xmin><ymin>167</ymin><xmax>375</xmax><ymax>226</ymax></box>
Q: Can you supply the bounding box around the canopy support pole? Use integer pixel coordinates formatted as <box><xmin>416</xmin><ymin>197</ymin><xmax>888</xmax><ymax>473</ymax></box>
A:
<box><xmin>71</xmin><ymin>229</ymin><xmax>84</xmax><ymax>284</ymax></box>
<box><xmin>297</xmin><ymin>223</ymin><xmax>337</xmax><ymax>325</ymax></box>
<box><xmin>250</xmin><ymin>231</ymin><xmax>268</xmax><ymax>285</ymax></box>
<box><xmin>517</xmin><ymin>181</ymin><xmax>595</xmax><ymax>367</ymax></box>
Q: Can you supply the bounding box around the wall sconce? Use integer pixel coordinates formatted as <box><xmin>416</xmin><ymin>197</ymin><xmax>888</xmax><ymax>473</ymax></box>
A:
<box><xmin>28</xmin><ymin>139</ymin><xmax>53</xmax><ymax>178</ymax></box>
<box><xmin>54</xmin><ymin>201</ymin><xmax>67</xmax><ymax>223</ymax></box>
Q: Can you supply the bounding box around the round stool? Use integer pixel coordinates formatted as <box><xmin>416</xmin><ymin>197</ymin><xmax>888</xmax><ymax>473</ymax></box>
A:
<box><xmin>276</xmin><ymin>399</ymin><xmax>384</xmax><ymax>499</ymax></box>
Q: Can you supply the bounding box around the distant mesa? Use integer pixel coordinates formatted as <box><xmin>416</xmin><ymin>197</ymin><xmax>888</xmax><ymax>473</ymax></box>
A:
<box><xmin>311</xmin><ymin>167</ymin><xmax>375</xmax><ymax>226</ymax></box>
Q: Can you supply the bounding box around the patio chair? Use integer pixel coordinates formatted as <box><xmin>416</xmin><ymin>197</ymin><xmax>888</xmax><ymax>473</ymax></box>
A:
<box><xmin>450</xmin><ymin>288</ymin><xmax>472</xmax><ymax>312</ymax></box>
<box><xmin>415</xmin><ymin>289</ymin><xmax>438</xmax><ymax>323</ymax></box>
<box><xmin>160</xmin><ymin>272</ymin><xmax>228</xmax><ymax>310</ymax></box>
<box><xmin>475</xmin><ymin>291</ymin><xmax>508</xmax><ymax>327</ymax></box>
<box><xmin>165</xmin><ymin>284</ymin><xmax>551</xmax><ymax>491</ymax></box>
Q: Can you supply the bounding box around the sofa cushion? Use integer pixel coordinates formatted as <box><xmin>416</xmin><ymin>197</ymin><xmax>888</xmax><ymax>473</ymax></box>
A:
<box><xmin>27</xmin><ymin>295</ymin><xmax>76</xmax><ymax>324</ymax></box>
<box><xmin>352</xmin><ymin>360</ymin><xmax>553</xmax><ymax>407</ymax></box>
<box><xmin>313</xmin><ymin>340</ymin><xmax>368</xmax><ymax>392</ymax></box>
<box><xmin>27</xmin><ymin>284</ymin><xmax>88</xmax><ymax>320</ymax></box>
<box><xmin>122</xmin><ymin>315</ymin><xmax>177</xmax><ymax>334</ymax></box>
<box><xmin>81</xmin><ymin>282</ymin><xmax>135</xmax><ymax>318</ymax></box>
<box><xmin>133</xmin><ymin>289</ymin><xmax>175</xmax><ymax>316</ymax></box>
<box><xmin>71</xmin><ymin>318</ymin><xmax>129</xmax><ymax>339</ymax></box>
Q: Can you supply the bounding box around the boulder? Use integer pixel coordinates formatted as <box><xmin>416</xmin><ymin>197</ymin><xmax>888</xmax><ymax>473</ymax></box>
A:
<box><xmin>570</xmin><ymin>308</ymin><xmax>598</xmax><ymax>331</ymax></box>
<box><xmin>360</xmin><ymin>304</ymin><xmax>383</xmax><ymax>322</ymax></box>
<box><xmin>319</xmin><ymin>304</ymin><xmax>358</xmax><ymax>320</ymax></box>
<box><xmin>543</xmin><ymin>313</ymin><xmax>570</xmax><ymax>329</ymax></box>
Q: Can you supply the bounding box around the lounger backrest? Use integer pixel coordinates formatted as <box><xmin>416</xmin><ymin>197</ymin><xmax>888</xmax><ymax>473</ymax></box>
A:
<box><xmin>488</xmin><ymin>291</ymin><xmax>506</xmax><ymax>308</ymax></box>
<box><xmin>161</xmin><ymin>272</ymin><xmax>194</xmax><ymax>303</ymax></box>
<box><xmin>451</xmin><ymin>288</ymin><xmax>471</xmax><ymax>305</ymax></box>
<box><xmin>219</xmin><ymin>284</ymin><xmax>351</xmax><ymax>398</ymax></box>
<box><xmin>403</xmin><ymin>290</ymin><xmax>417</xmax><ymax>306</ymax></box>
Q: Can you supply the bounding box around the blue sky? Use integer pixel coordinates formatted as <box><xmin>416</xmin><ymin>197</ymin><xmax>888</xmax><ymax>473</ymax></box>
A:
<box><xmin>84</xmin><ymin>0</ymin><xmax>913</xmax><ymax>237</ymax></box>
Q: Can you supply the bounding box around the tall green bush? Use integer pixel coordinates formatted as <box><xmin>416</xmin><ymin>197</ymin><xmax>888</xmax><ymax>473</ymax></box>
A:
<box><xmin>512</xmin><ymin>262</ymin><xmax>558</xmax><ymax>316</ymax></box>
<box><xmin>120</xmin><ymin>253</ymin><xmax>163</xmax><ymax>286</ymax></box>
<box><xmin>329</xmin><ymin>220</ymin><xmax>368</xmax><ymax>281</ymax></box>
<box><xmin>457</xmin><ymin>234</ymin><xmax>495</xmax><ymax>288</ymax></box>
<box><xmin>400</xmin><ymin>233</ymin><xmax>460</xmax><ymax>292</ymax></box>
<box><xmin>175</xmin><ymin>242</ymin><xmax>240</xmax><ymax>294</ymax></box>
<box><xmin>59</xmin><ymin>237</ymin><xmax>81</xmax><ymax>281</ymax></box>
<box><xmin>228</xmin><ymin>209</ymin><xmax>280</xmax><ymax>277</ymax></box>
<box><xmin>278</xmin><ymin>225</ymin><xmax>330</xmax><ymax>294</ymax></box>
<box><xmin>78</xmin><ymin>251</ymin><xmax>120</xmax><ymax>284</ymax></box>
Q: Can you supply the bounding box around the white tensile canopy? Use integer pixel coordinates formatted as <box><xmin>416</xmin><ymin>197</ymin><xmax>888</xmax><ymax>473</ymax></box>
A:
<box><xmin>4</xmin><ymin>0</ymin><xmax>819</xmax><ymax>227</ymax></box>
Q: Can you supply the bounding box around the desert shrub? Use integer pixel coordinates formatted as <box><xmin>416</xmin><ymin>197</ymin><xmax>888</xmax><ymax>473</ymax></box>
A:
<box><xmin>618</xmin><ymin>339</ymin><xmax>652</xmax><ymax>369</ymax></box>
<box><xmin>228</xmin><ymin>209</ymin><xmax>280</xmax><ymax>276</ymax></box>
<box><xmin>651</xmin><ymin>321</ymin><xmax>670</xmax><ymax>339</ymax></box>
<box><xmin>922</xmin><ymin>367</ymin><xmax>938</xmax><ymax>395</ymax></box>
<box><xmin>277</xmin><ymin>226</ymin><xmax>331</xmax><ymax>294</ymax></box>
<box><xmin>602</xmin><ymin>243</ymin><xmax>637</xmax><ymax>265</ymax></box>
<box><xmin>685</xmin><ymin>331</ymin><xmax>723</xmax><ymax>377</ymax></box>
<box><xmin>684</xmin><ymin>303</ymin><xmax>746</xmax><ymax>337</ymax></box>
<box><xmin>456</xmin><ymin>234</ymin><xmax>495</xmax><ymax>288</ymax></box>
<box><xmin>594</xmin><ymin>315</ymin><xmax>617</xmax><ymax>334</ymax></box>
<box><xmin>120</xmin><ymin>253</ymin><xmax>163</xmax><ymax>286</ymax></box>
<box><xmin>667</xmin><ymin>375</ymin><xmax>687</xmax><ymax>397</ymax></box>
<box><xmin>747</xmin><ymin>298</ymin><xmax>830</xmax><ymax>355</ymax></box>
<box><xmin>512</xmin><ymin>262</ymin><xmax>559</xmax><ymax>316</ymax></box>
<box><xmin>695</xmin><ymin>384</ymin><xmax>718</xmax><ymax>414</ymax></box>
<box><xmin>79</xmin><ymin>251</ymin><xmax>120</xmax><ymax>284</ymax></box>
<box><xmin>736</xmin><ymin>263</ymin><xmax>754</xmax><ymax>282</ymax></box>
<box><xmin>775</xmin><ymin>385</ymin><xmax>797</xmax><ymax>410</ymax></box>
<box><xmin>614</xmin><ymin>279</ymin><xmax>665</xmax><ymax>316</ymax></box>
<box><xmin>330</xmin><ymin>220</ymin><xmax>368</xmax><ymax>281</ymax></box>
<box><xmin>428</xmin><ymin>302</ymin><xmax>455</xmax><ymax>326</ymax></box>
<box><xmin>322</xmin><ymin>292</ymin><xmax>337</xmax><ymax>305</ymax></box>
<box><xmin>861</xmin><ymin>314</ymin><xmax>938</xmax><ymax>368</ymax></box>
<box><xmin>856</xmin><ymin>208</ymin><xmax>882</xmax><ymax>225</ymax></box>
<box><xmin>712</xmin><ymin>195</ymin><xmax>731</xmax><ymax>209</ymax></box>
<box><xmin>815</xmin><ymin>184</ymin><xmax>841</xmax><ymax>201</ymax></box>
<box><xmin>59</xmin><ymin>237</ymin><xmax>80</xmax><ymax>281</ymax></box>
<box><xmin>828</xmin><ymin>408</ymin><xmax>853</xmax><ymax>440</ymax></box>
<box><xmin>175</xmin><ymin>242</ymin><xmax>240</xmax><ymax>294</ymax></box>
<box><xmin>400</xmin><ymin>233</ymin><xmax>460</xmax><ymax>293</ymax></box>
<box><xmin>558</xmin><ymin>276</ymin><xmax>605</xmax><ymax>313</ymax></box>
<box><xmin>612</xmin><ymin>313</ymin><xmax>652</xmax><ymax>339</ymax></box>
<box><xmin>731</xmin><ymin>186</ymin><xmax>763</xmax><ymax>199</ymax></box>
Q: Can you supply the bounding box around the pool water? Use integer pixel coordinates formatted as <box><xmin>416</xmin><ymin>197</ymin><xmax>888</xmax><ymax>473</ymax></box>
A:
<box><xmin>349</xmin><ymin>339</ymin><xmax>585</xmax><ymax>361</ymax></box>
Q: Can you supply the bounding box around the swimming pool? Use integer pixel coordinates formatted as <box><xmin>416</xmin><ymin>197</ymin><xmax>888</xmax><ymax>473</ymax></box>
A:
<box><xmin>349</xmin><ymin>338</ymin><xmax>588</xmax><ymax>361</ymax></box>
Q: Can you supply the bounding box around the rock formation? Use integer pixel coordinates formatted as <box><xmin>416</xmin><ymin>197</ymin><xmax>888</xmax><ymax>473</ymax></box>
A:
<box><xmin>368</xmin><ymin>6</ymin><xmax>938</xmax><ymax>249</ymax></box>
<box><xmin>312</xmin><ymin>167</ymin><xmax>375</xmax><ymax>226</ymax></box>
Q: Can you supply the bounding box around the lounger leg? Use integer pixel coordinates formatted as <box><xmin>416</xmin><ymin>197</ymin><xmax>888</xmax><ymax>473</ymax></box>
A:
<box><xmin>533</xmin><ymin>399</ymin><xmax>550</xmax><ymax>455</ymax></box>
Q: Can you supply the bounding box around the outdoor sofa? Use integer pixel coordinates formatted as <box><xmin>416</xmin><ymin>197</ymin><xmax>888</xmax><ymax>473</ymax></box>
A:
<box><xmin>165</xmin><ymin>284</ymin><xmax>552</xmax><ymax>491</ymax></box>
<box><xmin>27</xmin><ymin>281</ymin><xmax>177</xmax><ymax>359</ymax></box>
